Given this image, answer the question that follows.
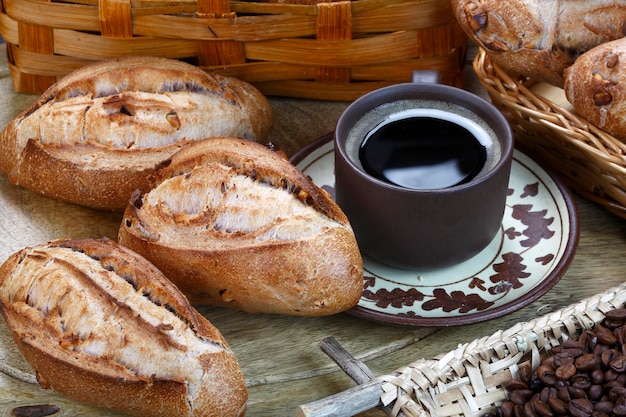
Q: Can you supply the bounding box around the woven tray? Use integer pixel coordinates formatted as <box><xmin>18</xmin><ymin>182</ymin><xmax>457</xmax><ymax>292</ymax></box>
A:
<box><xmin>298</xmin><ymin>281</ymin><xmax>626</xmax><ymax>417</ymax></box>
<box><xmin>473</xmin><ymin>48</ymin><xmax>626</xmax><ymax>220</ymax></box>
<box><xmin>0</xmin><ymin>0</ymin><xmax>467</xmax><ymax>100</ymax></box>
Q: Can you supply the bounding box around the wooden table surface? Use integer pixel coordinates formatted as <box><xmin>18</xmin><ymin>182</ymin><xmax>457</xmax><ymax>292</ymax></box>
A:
<box><xmin>0</xmin><ymin>43</ymin><xmax>625</xmax><ymax>417</ymax></box>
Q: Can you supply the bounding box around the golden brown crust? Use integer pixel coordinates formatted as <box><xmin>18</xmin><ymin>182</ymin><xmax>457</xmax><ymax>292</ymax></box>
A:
<box><xmin>13</xmin><ymin>140</ymin><xmax>183</xmax><ymax>211</ymax></box>
<box><xmin>118</xmin><ymin>137</ymin><xmax>364</xmax><ymax>316</ymax></box>
<box><xmin>0</xmin><ymin>238</ymin><xmax>247</xmax><ymax>417</ymax></box>
<box><xmin>564</xmin><ymin>38</ymin><xmax>626</xmax><ymax>141</ymax></box>
<box><xmin>0</xmin><ymin>56</ymin><xmax>273</xmax><ymax>211</ymax></box>
<box><xmin>452</xmin><ymin>0</ymin><xmax>626</xmax><ymax>86</ymax></box>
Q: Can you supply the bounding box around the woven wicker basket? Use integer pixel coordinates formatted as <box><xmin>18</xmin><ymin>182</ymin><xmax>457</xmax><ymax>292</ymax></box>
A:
<box><xmin>473</xmin><ymin>48</ymin><xmax>626</xmax><ymax>220</ymax></box>
<box><xmin>375</xmin><ymin>282</ymin><xmax>626</xmax><ymax>417</ymax></box>
<box><xmin>298</xmin><ymin>282</ymin><xmax>626</xmax><ymax>417</ymax></box>
<box><xmin>0</xmin><ymin>0</ymin><xmax>467</xmax><ymax>100</ymax></box>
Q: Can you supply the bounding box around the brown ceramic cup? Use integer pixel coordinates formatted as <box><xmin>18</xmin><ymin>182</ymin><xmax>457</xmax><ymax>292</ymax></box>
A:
<box><xmin>334</xmin><ymin>74</ymin><xmax>513</xmax><ymax>269</ymax></box>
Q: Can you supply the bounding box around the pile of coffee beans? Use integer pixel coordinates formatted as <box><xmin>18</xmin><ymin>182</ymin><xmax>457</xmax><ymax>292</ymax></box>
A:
<box><xmin>484</xmin><ymin>308</ymin><xmax>626</xmax><ymax>417</ymax></box>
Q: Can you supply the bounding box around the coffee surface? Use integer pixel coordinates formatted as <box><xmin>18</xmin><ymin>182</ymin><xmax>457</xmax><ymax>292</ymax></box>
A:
<box><xmin>359</xmin><ymin>116</ymin><xmax>487</xmax><ymax>189</ymax></box>
<box><xmin>344</xmin><ymin>100</ymin><xmax>501</xmax><ymax>190</ymax></box>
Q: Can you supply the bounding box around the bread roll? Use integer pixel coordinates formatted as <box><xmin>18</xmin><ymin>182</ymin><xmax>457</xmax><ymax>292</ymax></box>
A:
<box><xmin>118</xmin><ymin>137</ymin><xmax>364</xmax><ymax>316</ymax></box>
<box><xmin>564</xmin><ymin>38</ymin><xmax>626</xmax><ymax>141</ymax></box>
<box><xmin>0</xmin><ymin>238</ymin><xmax>247</xmax><ymax>417</ymax></box>
<box><xmin>0</xmin><ymin>56</ymin><xmax>273</xmax><ymax>211</ymax></box>
<box><xmin>452</xmin><ymin>0</ymin><xmax>626</xmax><ymax>86</ymax></box>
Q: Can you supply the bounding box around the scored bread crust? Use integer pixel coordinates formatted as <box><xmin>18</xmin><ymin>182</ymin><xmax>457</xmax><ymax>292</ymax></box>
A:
<box><xmin>0</xmin><ymin>238</ymin><xmax>247</xmax><ymax>417</ymax></box>
<box><xmin>118</xmin><ymin>137</ymin><xmax>364</xmax><ymax>316</ymax></box>
<box><xmin>564</xmin><ymin>39</ymin><xmax>626</xmax><ymax>141</ymax></box>
<box><xmin>0</xmin><ymin>56</ymin><xmax>273</xmax><ymax>211</ymax></box>
<box><xmin>452</xmin><ymin>0</ymin><xmax>626</xmax><ymax>86</ymax></box>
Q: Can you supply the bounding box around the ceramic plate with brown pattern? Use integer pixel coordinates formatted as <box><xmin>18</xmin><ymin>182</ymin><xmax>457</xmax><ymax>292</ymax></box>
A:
<box><xmin>291</xmin><ymin>134</ymin><xmax>580</xmax><ymax>326</ymax></box>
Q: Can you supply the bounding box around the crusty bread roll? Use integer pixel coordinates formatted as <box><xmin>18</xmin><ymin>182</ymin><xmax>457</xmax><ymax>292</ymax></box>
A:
<box><xmin>0</xmin><ymin>56</ymin><xmax>273</xmax><ymax>211</ymax></box>
<box><xmin>452</xmin><ymin>0</ymin><xmax>626</xmax><ymax>86</ymax></box>
<box><xmin>118</xmin><ymin>137</ymin><xmax>364</xmax><ymax>316</ymax></box>
<box><xmin>564</xmin><ymin>38</ymin><xmax>626</xmax><ymax>141</ymax></box>
<box><xmin>0</xmin><ymin>238</ymin><xmax>247</xmax><ymax>417</ymax></box>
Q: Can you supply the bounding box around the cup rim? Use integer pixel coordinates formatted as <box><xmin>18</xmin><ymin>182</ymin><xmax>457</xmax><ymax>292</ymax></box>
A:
<box><xmin>335</xmin><ymin>82</ymin><xmax>514</xmax><ymax>194</ymax></box>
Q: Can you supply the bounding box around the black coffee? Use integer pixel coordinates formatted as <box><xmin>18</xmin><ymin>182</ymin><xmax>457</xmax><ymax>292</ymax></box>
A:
<box><xmin>359</xmin><ymin>116</ymin><xmax>487</xmax><ymax>190</ymax></box>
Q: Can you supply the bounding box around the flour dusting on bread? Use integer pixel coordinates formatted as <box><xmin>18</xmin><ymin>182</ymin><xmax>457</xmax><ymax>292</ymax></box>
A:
<box><xmin>143</xmin><ymin>163</ymin><xmax>339</xmax><ymax>245</ymax></box>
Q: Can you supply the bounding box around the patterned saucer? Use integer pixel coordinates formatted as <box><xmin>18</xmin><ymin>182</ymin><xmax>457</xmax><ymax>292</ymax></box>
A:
<box><xmin>291</xmin><ymin>134</ymin><xmax>580</xmax><ymax>326</ymax></box>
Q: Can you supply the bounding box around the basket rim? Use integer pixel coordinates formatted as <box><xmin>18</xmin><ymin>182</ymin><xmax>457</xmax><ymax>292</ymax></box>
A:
<box><xmin>472</xmin><ymin>48</ymin><xmax>626</xmax><ymax>219</ymax></box>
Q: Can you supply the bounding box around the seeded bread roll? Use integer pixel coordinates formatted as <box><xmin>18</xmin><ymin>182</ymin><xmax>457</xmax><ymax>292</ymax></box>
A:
<box><xmin>452</xmin><ymin>0</ymin><xmax>626</xmax><ymax>86</ymax></box>
<box><xmin>118</xmin><ymin>137</ymin><xmax>364</xmax><ymax>316</ymax></box>
<box><xmin>0</xmin><ymin>56</ymin><xmax>273</xmax><ymax>211</ymax></box>
<box><xmin>0</xmin><ymin>238</ymin><xmax>247</xmax><ymax>417</ymax></box>
<box><xmin>564</xmin><ymin>39</ymin><xmax>626</xmax><ymax>141</ymax></box>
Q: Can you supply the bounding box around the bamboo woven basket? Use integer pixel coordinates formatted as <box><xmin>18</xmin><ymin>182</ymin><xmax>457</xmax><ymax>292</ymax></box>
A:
<box><xmin>0</xmin><ymin>0</ymin><xmax>467</xmax><ymax>101</ymax></box>
<box><xmin>473</xmin><ymin>48</ymin><xmax>626</xmax><ymax>220</ymax></box>
<box><xmin>298</xmin><ymin>281</ymin><xmax>626</xmax><ymax>417</ymax></box>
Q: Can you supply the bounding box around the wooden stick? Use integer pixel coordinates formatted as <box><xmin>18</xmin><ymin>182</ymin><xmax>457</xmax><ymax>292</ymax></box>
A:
<box><xmin>295</xmin><ymin>337</ymin><xmax>405</xmax><ymax>417</ymax></box>
<box><xmin>295</xmin><ymin>379</ymin><xmax>389</xmax><ymax>417</ymax></box>
<box><xmin>319</xmin><ymin>336</ymin><xmax>374</xmax><ymax>384</ymax></box>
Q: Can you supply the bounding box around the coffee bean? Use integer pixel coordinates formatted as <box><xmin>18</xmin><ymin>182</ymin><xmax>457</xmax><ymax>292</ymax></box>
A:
<box><xmin>580</xmin><ymin>331</ymin><xmax>599</xmax><ymax>352</ymax></box>
<box><xmin>10</xmin><ymin>405</ymin><xmax>60</xmax><ymax>417</ymax></box>
<box><xmin>571</xmin><ymin>374</ymin><xmax>592</xmax><ymax>390</ymax></box>
<box><xmin>523</xmin><ymin>401</ymin><xmax>537</xmax><ymax>417</ymax></box>
<box><xmin>614</xmin><ymin>404</ymin><xmax>626</xmax><ymax>416</ymax></box>
<box><xmin>563</xmin><ymin>347</ymin><xmax>585</xmax><ymax>358</ymax></box>
<box><xmin>590</xmin><ymin>369</ymin><xmax>604</xmax><ymax>385</ymax></box>
<box><xmin>605</xmin><ymin>369</ymin><xmax>621</xmax><ymax>382</ymax></box>
<box><xmin>519</xmin><ymin>364</ymin><xmax>532</xmax><ymax>384</ymax></box>
<box><xmin>499</xmin><ymin>401</ymin><xmax>514</xmax><ymax>417</ymax></box>
<box><xmin>605</xmin><ymin>309</ymin><xmax>626</xmax><ymax>321</ymax></box>
<box><xmin>547</xmin><ymin>396</ymin><xmax>568</xmax><ymax>414</ymax></box>
<box><xmin>608</xmin><ymin>385</ymin><xmax>626</xmax><ymax>402</ymax></box>
<box><xmin>518</xmin><ymin>389</ymin><xmax>535</xmax><ymax>400</ymax></box>
<box><xmin>615</xmin><ymin>327</ymin><xmax>626</xmax><ymax>344</ymax></box>
<box><xmin>554</xmin><ymin>351</ymin><xmax>575</xmax><ymax>367</ymax></box>
<box><xmin>611</xmin><ymin>355</ymin><xmax>626</xmax><ymax>372</ymax></box>
<box><xmin>604</xmin><ymin>379</ymin><xmax>624</xmax><ymax>393</ymax></box>
<box><xmin>594</xmin><ymin>343</ymin><xmax>609</xmax><ymax>356</ymax></box>
<box><xmin>598</xmin><ymin>399</ymin><xmax>611</xmax><ymax>408</ymax></box>
<box><xmin>557</xmin><ymin>386</ymin><xmax>571</xmax><ymax>403</ymax></box>
<box><xmin>502</xmin><ymin>309</ymin><xmax>626</xmax><ymax>417</ymax></box>
<box><xmin>508</xmin><ymin>390</ymin><xmax>528</xmax><ymax>406</ymax></box>
<box><xmin>594</xmin><ymin>400</ymin><xmax>615</xmax><ymax>413</ymax></box>
<box><xmin>556</xmin><ymin>364</ymin><xmax>577</xmax><ymax>380</ymax></box>
<box><xmin>537</xmin><ymin>365</ymin><xmax>557</xmax><ymax>386</ymax></box>
<box><xmin>588</xmin><ymin>384</ymin><xmax>604</xmax><ymax>401</ymax></box>
<box><xmin>563</xmin><ymin>340</ymin><xmax>585</xmax><ymax>350</ymax></box>
<box><xmin>596</xmin><ymin>325</ymin><xmax>618</xmax><ymax>346</ymax></box>
<box><xmin>605</xmin><ymin>317</ymin><xmax>625</xmax><ymax>328</ymax></box>
<box><xmin>538</xmin><ymin>387</ymin><xmax>556</xmax><ymax>404</ymax></box>
<box><xmin>601</xmin><ymin>349</ymin><xmax>621</xmax><ymax>367</ymax></box>
<box><xmin>532</xmin><ymin>399</ymin><xmax>553</xmax><ymax>417</ymax></box>
<box><xmin>569</xmin><ymin>398</ymin><xmax>594</xmax><ymax>417</ymax></box>
<box><xmin>505</xmin><ymin>379</ymin><xmax>528</xmax><ymax>392</ymax></box>
<box><xmin>576</xmin><ymin>353</ymin><xmax>600</xmax><ymax>371</ymax></box>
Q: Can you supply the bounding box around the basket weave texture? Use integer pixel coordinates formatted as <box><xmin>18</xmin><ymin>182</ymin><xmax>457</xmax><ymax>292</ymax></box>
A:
<box><xmin>473</xmin><ymin>48</ymin><xmax>626</xmax><ymax>220</ymax></box>
<box><xmin>0</xmin><ymin>0</ymin><xmax>467</xmax><ymax>100</ymax></box>
<box><xmin>375</xmin><ymin>282</ymin><xmax>626</xmax><ymax>417</ymax></box>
